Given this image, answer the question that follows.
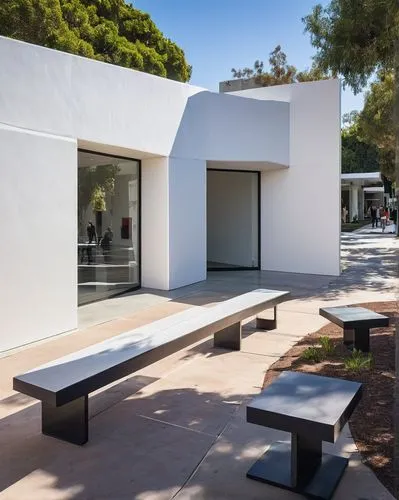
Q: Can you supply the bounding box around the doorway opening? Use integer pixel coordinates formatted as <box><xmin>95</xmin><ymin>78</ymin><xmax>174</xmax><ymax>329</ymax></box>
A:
<box><xmin>207</xmin><ymin>169</ymin><xmax>260</xmax><ymax>271</ymax></box>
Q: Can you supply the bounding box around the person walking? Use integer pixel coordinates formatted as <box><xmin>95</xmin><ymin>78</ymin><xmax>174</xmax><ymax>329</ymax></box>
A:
<box><xmin>370</xmin><ymin>205</ymin><xmax>377</xmax><ymax>228</ymax></box>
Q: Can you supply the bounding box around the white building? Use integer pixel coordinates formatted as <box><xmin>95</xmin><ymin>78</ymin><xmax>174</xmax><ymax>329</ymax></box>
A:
<box><xmin>0</xmin><ymin>37</ymin><xmax>341</xmax><ymax>352</ymax></box>
<box><xmin>341</xmin><ymin>172</ymin><xmax>385</xmax><ymax>221</ymax></box>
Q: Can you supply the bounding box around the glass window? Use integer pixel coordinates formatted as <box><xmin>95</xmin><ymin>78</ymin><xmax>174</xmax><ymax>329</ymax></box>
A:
<box><xmin>78</xmin><ymin>150</ymin><xmax>140</xmax><ymax>305</ymax></box>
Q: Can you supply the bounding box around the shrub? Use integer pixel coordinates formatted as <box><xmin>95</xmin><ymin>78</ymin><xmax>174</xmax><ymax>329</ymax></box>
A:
<box><xmin>319</xmin><ymin>336</ymin><xmax>334</xmax><ymax>355</ymax></box>
<box><xmin>344</xmin><ymin>349</ymin><xmax>373</xmax><ymax>372</ymax></box>
<box><xmin>301</xmin><ymin>346</ymin><xmax>323</xmax><ymax>363</ymax></box>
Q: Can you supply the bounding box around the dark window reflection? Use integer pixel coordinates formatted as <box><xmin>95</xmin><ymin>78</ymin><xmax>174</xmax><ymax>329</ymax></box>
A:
<box><xmin>78</xmin><ymin>150</ymin><xmax>139</xmax><ymax>305</ymax></box>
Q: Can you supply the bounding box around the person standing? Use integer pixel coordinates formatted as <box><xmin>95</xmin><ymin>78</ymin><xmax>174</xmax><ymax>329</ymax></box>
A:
<box><xmin>380</xmin><ymin>207</ymin><xmax>388</xmax><ymax>233</ymax></box>
<box><xmin>86</xmin><ymin>221</ymin><xmax>97</xmax><ymax>264</ymax></box>
<box><xmin>101</xmin><ymin>227</ymin><xmax>113</xmax><ymax>264</ymax></box>
<box><xmin>370</xmin><ymin>205</ymin><xmax>377</xmax><ymax>228</ymax></box>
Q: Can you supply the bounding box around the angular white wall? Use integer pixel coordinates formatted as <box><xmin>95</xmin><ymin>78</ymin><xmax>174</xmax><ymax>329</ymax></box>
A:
<box><xmin>141</xmin><ymin>157</ymin><xmax>206</xmax><ymax>290</ymax></box>
<box><xmin>141</xmin><ymin>158</ymin><xmax>170</xmax><ymax>290</ymax></box>
<box><xmin>234</xmin><ymin>80</ymin><xmax>341</xmax><ymax>276</ymax></box>
<box><xmin>0</xmin><ymin>125</ymin><xmax>77</xmax><ymax>351</ymax></box>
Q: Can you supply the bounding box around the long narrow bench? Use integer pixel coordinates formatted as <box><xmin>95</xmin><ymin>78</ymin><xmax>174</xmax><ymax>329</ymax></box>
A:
<box><xmin>13</xmin><ymin>288</ymin><xmax>290</xmax><ymax>445</ymax></box>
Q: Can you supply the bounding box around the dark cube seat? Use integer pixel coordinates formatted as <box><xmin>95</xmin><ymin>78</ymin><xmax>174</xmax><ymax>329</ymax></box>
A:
<box><xmin>246</xmin><ymin>371</ymin><xmax>362</xmax><ymax>500</ymax></box>
<box><xmin>319</xmin><ymin>306</ymin><xmax>389</xmax><ymax>352</ymax></box>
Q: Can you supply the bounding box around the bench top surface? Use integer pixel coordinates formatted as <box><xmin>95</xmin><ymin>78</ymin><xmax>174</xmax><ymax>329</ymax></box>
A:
<box><xmin>319</xmin><ymin>306</ymin><xmax>389</xmax><ymax>328</ymax></box>
<box><xmin>247</xmin><ymin>371</ymin><xmax>361</xmax><ymax>429</ymax></box>
<box><xmin>14</xmin><ymin>289</ymin><xmax>289</xmax><ymax>395</ymax></box>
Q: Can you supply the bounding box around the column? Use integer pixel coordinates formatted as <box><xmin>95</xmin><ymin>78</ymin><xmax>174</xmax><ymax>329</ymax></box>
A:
<box><xmin>350</xmin><ymin>186</ymin><xmax>358</xmax><ymax>221</ymax></box>
<box><xmin>359</xmin><ymin>188</ymin><xmax>365</xmax><ymax>220</ymax></box>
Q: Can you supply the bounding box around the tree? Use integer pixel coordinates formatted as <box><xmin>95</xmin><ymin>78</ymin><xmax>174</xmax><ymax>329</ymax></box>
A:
<box><xmin>357</xmin><ymin>72</ymin><xmax>395</xmax><ymax>179</ymax></box>
<box><xmin>303</xmin><ymin>2</ymin><xmax>399</xmax><ymax>496</ymax></box>
<box><xmin>231</xmin><ymin>45</ymin><xmax>330</xmax><ymax>86</ymax></box>
<box><xmin>0</xmin><ymin>0</ymin><xmax>191</xmax><ymax>82</ymax></box>
<box><xmin>341</xmin><ymin>126</ymin><xmax>380</xmax><ymax>174</ymax></box>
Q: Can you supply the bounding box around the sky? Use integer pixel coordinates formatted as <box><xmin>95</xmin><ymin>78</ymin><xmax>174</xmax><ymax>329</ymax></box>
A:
<box><xmin>133</xmin><ymin>0</ymin><xmax>364</xmax><ymax>117</ymax></box>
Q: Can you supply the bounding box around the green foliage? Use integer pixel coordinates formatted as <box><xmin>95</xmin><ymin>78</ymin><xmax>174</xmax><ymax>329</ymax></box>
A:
<box><xmin>0</xmin><ymin>0</ymin><xmax>191</xmax><ymax>82</ymax></box>
<box><xmin>341</xmin><ymin>125</ymin><xmax>379</xmax><ymax>175</ymax></box>
<box><xmin>231</xmin><ymin>45</ymin><xmax>331</xmax><ymax>86</ymax></box>
<box><xmin>78</xmin><ymin>164</ymin><xmax>119</xmax><ymax>222</ymax></box>
<box><xmin>319</xmin><ymin>336</ymin><xmax>334</xmax><ymax>355</ymax></box>
<box><xmin>301</xmin><ymin>346</ymin><xmax>323</xmax><ymax>363</ymax></box>
<box><xmin>344</xmin><ymin>349</ymin><xmax>373</xmax><ymax>372</ymax></box>
<box><xmin>357</xmin><ymin>72</ymin><xmax>395</xmax><ymax>179</ymax></box>
<box><xmin>303</xmin><ymin>0</ymin><xmax>399</xmax><ymax>94</ymax></box>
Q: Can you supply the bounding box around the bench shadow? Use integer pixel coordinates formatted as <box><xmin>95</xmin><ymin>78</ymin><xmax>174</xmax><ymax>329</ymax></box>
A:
<box><xmin>0</xmin><ymin>381</ymin><xmax>268</xmax><ymax>499</ymax></box>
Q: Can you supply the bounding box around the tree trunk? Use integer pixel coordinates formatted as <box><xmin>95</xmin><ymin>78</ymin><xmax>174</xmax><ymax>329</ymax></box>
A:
<box><xmin>394</xmin><ymin>34</ymin><xmax>399</xmax><ymax>500</ymax></box>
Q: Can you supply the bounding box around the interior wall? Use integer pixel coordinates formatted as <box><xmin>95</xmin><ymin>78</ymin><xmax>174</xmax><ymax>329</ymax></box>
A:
<box><xmin>0</xmin><ymin>124</ymin><xmax>77</xmax><ymax>352</ymax></box>
<box><xmin>207</xmin><ymin>170</ymin><xmax>259</xmax><ymax>267</ymax></box>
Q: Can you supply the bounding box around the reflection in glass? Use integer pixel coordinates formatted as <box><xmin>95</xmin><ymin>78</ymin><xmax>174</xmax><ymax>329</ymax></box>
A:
<box><xmin>78</xmin><ymin>150</ymin><xmax>139</xmax><ymax>305</ymax></box>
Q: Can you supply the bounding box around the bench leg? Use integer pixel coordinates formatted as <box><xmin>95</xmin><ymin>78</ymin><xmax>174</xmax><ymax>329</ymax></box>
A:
<box><xmin>42</xmin><ymin>395</ymin><xmax>88</xmax><ymax>445</ymax></box>
<box><xmin>353</xmin><ymin>327</ymin><xmax>370</xmax><ymax>352</ymax></box>
<box><xmin>256</xmin><ymin>306</ymin><xmax>277</xmax><ymax>330</ymax></box>
<box><xmin>214</xmin><ymin>322</ymin><xmax>241</xmax><ymax>350</ymax></box>
<box><xmin>343</xmin><ymin>328</ymin><xmax>354</xmax><ymax>346</ymax></box>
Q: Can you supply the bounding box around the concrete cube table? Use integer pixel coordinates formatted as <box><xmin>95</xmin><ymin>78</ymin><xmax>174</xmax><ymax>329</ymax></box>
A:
<box><xmin>246</xmin><ymin>371</ymin><xmax>362</xmax><ymax>500</ymax></box>
<box><xmin>319</xmin><ymin>306</ymin><xmax>389</xmax><ymax>352</ymax></box>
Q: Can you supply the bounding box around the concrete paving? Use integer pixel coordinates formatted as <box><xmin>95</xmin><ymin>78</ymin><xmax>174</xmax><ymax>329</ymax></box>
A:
<box><xmin>0</xmin><ymin>232</ymin><xmax>397</xmax><ymax>499</ymax></box>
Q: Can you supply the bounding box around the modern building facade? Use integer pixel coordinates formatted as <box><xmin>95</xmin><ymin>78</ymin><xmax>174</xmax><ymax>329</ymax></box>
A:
<box><xmin>0</xmin><ymin>37</ymin><xmax>341</xmax><ymax>352</ymax></box>
<box><xmin>341</xmin><ymin>172</ymin><xmax>385</xmax><ymax>221</ymax></box>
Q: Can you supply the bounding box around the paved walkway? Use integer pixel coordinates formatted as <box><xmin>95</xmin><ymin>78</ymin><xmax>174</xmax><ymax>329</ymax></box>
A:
<box><xmin>0</xmin><ymin>232</ymin><xmax>397</xmax><ymax>499</ymax></box>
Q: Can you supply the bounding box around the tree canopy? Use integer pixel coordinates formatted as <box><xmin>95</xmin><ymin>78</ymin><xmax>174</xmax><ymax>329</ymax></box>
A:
<box><xmin>0</xmin><ymin>0</ymin><xmax>192</xmax><ymax>82</ymax></box>
<box><xmin>303</xmin><ymin>0</ymin><xmax>399</xmax><ymax>93</ymax></box>
<box><xmin>341</xmin><ymin>120</ymin><xmax>380</xmax><ymax>176</ymax></box>
<box><xmin>231</xmin><ymin>45</ymin><xmax>331</xmax><ymax>86</ymax></box>
<box><xmin>303</xmin><ymin>0</ymin><xmax>399</xmax><ymax>184</ymax></box>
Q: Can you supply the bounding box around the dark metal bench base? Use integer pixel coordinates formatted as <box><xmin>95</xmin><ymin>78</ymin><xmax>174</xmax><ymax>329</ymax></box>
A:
<box><xmin>256</xmin><ymin>306</ymin><xmax>277</xmax><ymax>330</ymax></box>
<box><xmin>247</xmin><ymin>440</ymin><xmax>348</xmax><ymax>500</ymax></box>
<box><xmin>344</xmin><ymin>327</ymin><xmax>370</xmax><ymax>352</ymax></box>
<box><xmin>214</xmin><ymin>322</ymin><xmax>241</xmax><ymax>350</ymax></box>
<box><xmin>42</xmin><ymin>396</ymin><xmax>88</xmax><ymax>445</ymax></box>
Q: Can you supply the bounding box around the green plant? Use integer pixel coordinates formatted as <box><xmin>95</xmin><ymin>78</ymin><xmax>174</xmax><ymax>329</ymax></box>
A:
<box><xmin>319</xmin><ymin>336</ymin><xmax>334</xmax><ymax>355</ymax></box>
<box><xmin>344</xmin><ymin>349</ymin><xmax>373</xmax><ymax>372</ymax></box>
<box><xmin>301</xmin><ymin>346</ymin><xmax>323</xmax><ymax>363</ymax></box>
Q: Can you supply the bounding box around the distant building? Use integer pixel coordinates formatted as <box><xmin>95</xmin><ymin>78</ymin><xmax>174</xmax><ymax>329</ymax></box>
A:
<box><xmin>341</xmin><ymin>172</ymin><xmax>388</xmax><ymax>221</ymax></box>
<box><xmin>219</xmin><ymin>77</ymin><xmax>263</xmax><ymax>93</ymax></box>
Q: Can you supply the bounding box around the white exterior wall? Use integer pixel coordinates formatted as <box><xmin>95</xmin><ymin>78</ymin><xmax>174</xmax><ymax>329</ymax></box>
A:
<box><xmin>141</xmin><ymin>158</ymin><xmax>169</xmax><ymax>290</ymax></box>
<box><xmin>0</xmin><ymin>36</ymin><xmax>341</xmax><ymax>351</ymax></box>
<box><xmin>141</xmin><ymin>157</ymin><xmax>206</xmax><ymax>290</ymax></box>
<box><xmin>168</xmin><ymin>158</ymin><xmax>206</xmax><ymax>289</ymax></box>
<box><xmin>233</xmin><ymin>80</ymin><xmax>341</xmax><ymax>276</ymax></box>
<box><xmin>171</xmin><ymin>92</ymin><xmax>289</xmax><ymax>165</ymax></box>
<box><xmin>0</xmin><ymin>124</ymin><xmax>77</xmax><ymax>351</ymax></box>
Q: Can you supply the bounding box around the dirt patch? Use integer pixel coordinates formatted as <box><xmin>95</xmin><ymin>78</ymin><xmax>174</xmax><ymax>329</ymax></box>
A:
<box><xmin>263</xmin><ymin>301</ymin><xmax>398</xmax><ymax>495</ymax></box>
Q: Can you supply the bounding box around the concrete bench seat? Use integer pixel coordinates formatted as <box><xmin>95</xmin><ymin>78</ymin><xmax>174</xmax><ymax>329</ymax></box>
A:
<box><xmin>13</xmin><ymin>288</ymin><xmax>290</xmax><ymax>445</ymax></box>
